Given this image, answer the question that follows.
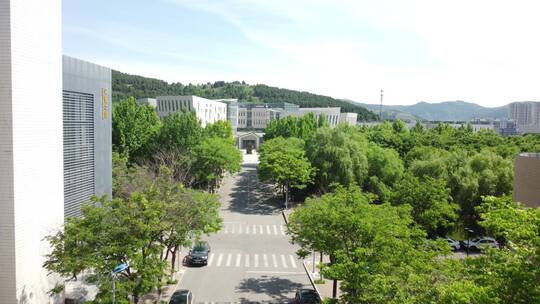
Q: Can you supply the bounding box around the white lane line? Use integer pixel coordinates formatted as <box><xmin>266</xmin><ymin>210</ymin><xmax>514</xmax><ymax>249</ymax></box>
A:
<box><xmin>236</xmin><ymin>254</ymin><xmax>241</xmax><ymax>267</ymax></box>
<box><xmin>246</xmin><ymin>225</ymin><xmax>250</xmax><ymax>234</ymax></box>
<box><xmin>280</xmin><ymin>225</ymin><xmax>286</xmax><ymax>235</ymax></box>
<box><xmin>226</xmin><ymin>253</ymin><xmax>232</xmax><ymax>267</ymax></box>
<box><xmin>259</xmin><ymin>225</ymin><xmax>263</xmax><ymax>234</ymax></box>
<box><xmin>252</xmin><ymin>224</ymin><xmax>257</xmax><ymax>234</ymax></box>
<box><xmin>280</xmin><ymin>254</ymin><xmax>288</xmax><ymax>268</ymax></box>
<box><xmin>266</xmin><ymin>225</ymin><xmax>271</xmax><ymax>234</ymax></box>
<box><xmin>238</xmin><ymin>225</ymin><xmax>243</xmax><ymax>234</ymax></box>
<box><xmin>272</xmin><ymin>254</ymin><xmax>278</xmax><ymax>268</ymax></box>
<box><xmin>254</xmin><ymin>254</ymin><xmax>259</xmax><ymax>267</ymax></box>
<box><xmin>289</xmin><ymin>255</ymin><xmax>298</xmax><ymax>268</ymax></box>
<box><xmin>216</xmin><ymin>253</ymin><xmax>223</xmax><ymax>267</ymax></box>
<box><xmin>245</xmin><ymin>254</ymin><xmax>250</xmax><ymax>267</ymax></box>
<box><xmin>246</xmin><ymin>270</ymin><xmax>306</xmax><ymax>274</ymax></box>
<box><xmin>273</xmin><ymin>225</ymin><xmax>278</xmax><ymax>235</ymax></box>
<box><xmin>224</xmin><ymin>225</ymin><xmax>228</xmax><ymax>234</ymax></box>
<box><xmin>231</xmin><ymin>225</ymin><xmax>236</xmax><ymax>234</ymax></box>
<box><xmin>263</xmin><ymin>254</ymin><xmax>269</xmax><ymax>267</ymax></box>
<box><xmin>207</xmin><ymin>253</ymin><xmax>215</xmax><ymax>267</ymax></box>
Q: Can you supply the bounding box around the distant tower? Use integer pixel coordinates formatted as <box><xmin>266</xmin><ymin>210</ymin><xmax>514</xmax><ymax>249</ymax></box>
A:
<box><xmin>379</xmin><ymin>89</ymin><xmax>384</xmax><ymax>121</ymax></box>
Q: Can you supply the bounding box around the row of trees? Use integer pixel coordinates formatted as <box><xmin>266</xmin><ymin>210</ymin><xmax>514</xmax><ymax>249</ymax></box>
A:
<box><xmin>45</xmin><ymin>98</ymin><xmax>242</xmax><ymax>302</ymax></box>
<box><xmin>257</xmin><ymin>116</ymin><xmax>540</xmax><ymax>303</ymax></box>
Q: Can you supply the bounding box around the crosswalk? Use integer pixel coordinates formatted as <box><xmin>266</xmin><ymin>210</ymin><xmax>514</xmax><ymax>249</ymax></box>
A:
<box><xmin>205</xmin><ymin>252</ymin><xmax>299</xmax><ymax>269</ymax></box>
<box><xmin>221</xmin><ymin>223</ymin><xmax>287</xmax><ymax>236</ymax></box>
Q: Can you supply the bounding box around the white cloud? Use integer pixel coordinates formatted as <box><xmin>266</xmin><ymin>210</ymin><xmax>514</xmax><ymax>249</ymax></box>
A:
<box><xmin>93</xmin><ymin>0</ymin><xmax>540</xmax><ymax>106</ymax></box>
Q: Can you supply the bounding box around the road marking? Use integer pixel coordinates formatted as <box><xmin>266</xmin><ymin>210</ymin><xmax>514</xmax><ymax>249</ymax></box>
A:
<box><xmin>252</xmin><ymin>224</ymin><xmax>257</xmax><ymax>234</ymax></box>
<box><xmin>224</xmin><ymin>226</ymin><xmax>228</xmax><ymax>234</ymax></box>
<box><xmin>236</xmin><ymin>254</ymin><xmax>241</xmax><ymax>267</ymax></box>
<box><xmin>273</xmin><ymin>225</ymin><xmax>278</xmax><ymax>235</ymax></box>
<box><xmin>254</xmin><ymin>254</ymin><xmax>259</xmax><ymax>267</ymax></box>
<box><xmin>266</xmin><ymin>225</ymin><xmax>271</xmax><ymax>234</ymax></box>
<box><xmin>245</xmin><ymin>254</ymin><xmax>250</xmax><ymax>267</ymax></box>
<box><xmin>272</xmin><ymin>254</ymin><xmax>278</xmax><ymax>268</ymax></box>
<box><xmin>280</xmin><ymin>225</ymin><xmax>286</xmax><ymax>235</ymax></box>
<box><xmin>207</xmin><ymin>253</ymin><xmax>215</xmax><ymax>267</ymax></box>
<box><xmin>231</xmin><ymin>225</ymin><xmax>236</xmax><ymax>234</ymax></box>
<box><xmin>246</xmin><ymin>225</ymin><xmax>250</xmax><ymax>234</ymax></box>
<box><xmin>216</xmin><ymin>253</ymin><xmax>223</xmax><ymax>267</ymax></box>
<box><xmin>226</xmin><ymin>253</ymin><xmax>232</xmax><ymax>267</ymax></box>
<box><xmin>259</xmin><ymin>225</ymin><xmax>263</xmax><ymax>234</ymax></box>
<box><xmin>238</xmin><ymin>225</ymin><xmax>242</xmax><ymax>234</ymax></box>
<box><xmin>263</xmin><ymin>254</ymin><xmax>269</xmax><ymax>267</ymax></box>
<box><xmin>281</xmin><ymin>254</ymin><xmax>288</xmax><ymax>268</ymax></box>
<box><xmin>289</xmin><ymin>255</ymin><xmax>298</xmax><ymax>268</ymax></box>
<box><xmin>245</xmin><ymin>270</ymin><xmax>306</xmax><ymax>275</ymax></box>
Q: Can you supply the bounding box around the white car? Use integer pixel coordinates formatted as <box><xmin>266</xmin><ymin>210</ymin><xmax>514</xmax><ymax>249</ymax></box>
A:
<box><xmin>462</xmin><ymin>237</ymin><xmax>499</xmax><ymax>251</ymax></box>
<box><xmin>445</xmin><ymin>238</ymin><xmax>461</xmax><ymax>251</ymax></box>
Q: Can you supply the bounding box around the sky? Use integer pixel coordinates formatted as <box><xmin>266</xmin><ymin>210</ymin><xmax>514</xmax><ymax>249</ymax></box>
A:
<box><xmin>63</xmin><ymin>0</ymin><xmax>540</xmax><ymax>107</ymax></box>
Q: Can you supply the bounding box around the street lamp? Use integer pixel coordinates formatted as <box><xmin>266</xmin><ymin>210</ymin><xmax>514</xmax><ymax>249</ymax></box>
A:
<box><xmin>112</xmin><ymin>263</ymin><xmax>128</xmax><ymax>304</ymax></box>
<box><xmin>465</xmin><ymin>228</ymin><xmax>474</xmax><ymax>257</ymax></box>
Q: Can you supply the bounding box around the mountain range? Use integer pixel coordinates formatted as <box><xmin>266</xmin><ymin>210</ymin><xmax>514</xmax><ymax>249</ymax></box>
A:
<box><xmin>351</xmin><ymin>100</ymin><xmax>509</xmax><ymax>121</ymax></box>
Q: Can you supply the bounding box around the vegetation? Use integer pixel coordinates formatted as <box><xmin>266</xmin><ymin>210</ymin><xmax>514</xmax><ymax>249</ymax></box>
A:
<box><xmin>112</xmin><ymin>70</ymin><xmax>378</xmax><ymax>121</ymax></box>
<box><xmin>259</xmin><ymin>117</ymin><xmax>540</xmax><ymax>303</ymax></box>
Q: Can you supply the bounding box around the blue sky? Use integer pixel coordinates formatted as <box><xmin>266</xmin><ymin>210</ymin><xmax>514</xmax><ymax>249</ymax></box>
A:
<box><xmin>63</xmin><ymin>0</ymin><xmax>540</xmax><ymax>106</ymax></box>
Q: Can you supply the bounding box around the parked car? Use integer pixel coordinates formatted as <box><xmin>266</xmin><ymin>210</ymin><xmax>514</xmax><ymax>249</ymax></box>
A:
<box><xmin>294</xmin><ymin>288</ymin><xmax>321</xmax><ymax>304</ymax></box>
<box><xmin>169</xmin><ymin>289</ymin><xmax>193</xmax><ymax>304</ymax></box>
<box><xmin>445</xmin><ymin>237</ymin><xmax>461</xmax><ymax>251</ymax></box>
<box><xmin>187</xmin><ymin>241</ymin><xmax>211</xmax><ymax>266</ymax></box>
<box><xmin>462</xmin><ymin>237</ymin><xmax>499</xmax><ymax>251</ymax></box>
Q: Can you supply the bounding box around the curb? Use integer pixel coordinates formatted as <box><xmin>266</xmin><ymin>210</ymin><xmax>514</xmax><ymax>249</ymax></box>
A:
<box><xmin>302</xmin><ymin>261</ymin><xmax>322</xmax><ymax>298</ymax></box>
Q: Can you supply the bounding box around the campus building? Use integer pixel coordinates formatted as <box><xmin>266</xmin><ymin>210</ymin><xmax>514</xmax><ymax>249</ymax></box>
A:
<box><xmin>63</xmin><ymin>55</ymin><xmax>113</xmax><ymax>217</ymax></box>
<box><xmin>137</xmin><ymin>97</ymin><xmax>157</xmax><ymax>108</ymax></box>
<box><xmin>156</xmin><ymin>95</ymin><xmax>227</xmax><ymax>127</ymax></box>
<box><xmin>513</xmin><ymin>153</ymin><xmax>540</xmax><ymax>208</ymax></box>
<box><xmin>0</xmin><ymin>0</ymin><xmax>64</xmax><ymax>302</ymax></box>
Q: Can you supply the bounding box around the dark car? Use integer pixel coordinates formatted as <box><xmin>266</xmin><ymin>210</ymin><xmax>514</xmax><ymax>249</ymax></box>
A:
<box><xmin>294</xmin><ymin>289</ymin><xmax>321</xmax><ymax>304</ymax></box>
<box><xmin>169</xmin><ymin>289</ymin><xmax>193</xmax><ymax>304</ymax></box>
<box><xmin>188</xmin><ymin>241</ymin><xmax>211</xmax><ymax>266</ymax></box>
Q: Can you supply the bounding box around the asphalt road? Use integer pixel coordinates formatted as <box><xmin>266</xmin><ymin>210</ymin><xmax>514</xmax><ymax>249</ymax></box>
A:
<box><xmin>178</xmin><ymin>154</ymin><xmax>312</xmax><ymax>304</ymax></box>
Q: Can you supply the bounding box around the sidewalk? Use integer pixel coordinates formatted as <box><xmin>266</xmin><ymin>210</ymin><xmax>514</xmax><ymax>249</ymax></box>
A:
<box><xmin>282</xmin><ymin>208</ymin><xmax>341</xmax><ymax>301</ymax></box>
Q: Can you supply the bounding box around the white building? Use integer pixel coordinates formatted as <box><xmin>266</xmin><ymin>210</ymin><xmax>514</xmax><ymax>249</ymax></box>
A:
<box><xmin>137</xmin><ymin>97</ymin><xmax>157</xmax><ymax>108</ymax></box>
<box><xmin>0</xmin><ymin>0</ymin><xmax>65</xmax><ymax>302</ymax></box>
<box><xmin>339</xmin><ymin>112</ymin><xmax>358</xmax><ymax>126</ymax></box>
<box><xmin>156</xmin><ymin>95</ymin><xmax>227</xmax><ymax>127</ymax></box>
<box><xmin>291</xmin><ymin>107</ymin><xmax>342</xmax><ymax>127</ymax></box>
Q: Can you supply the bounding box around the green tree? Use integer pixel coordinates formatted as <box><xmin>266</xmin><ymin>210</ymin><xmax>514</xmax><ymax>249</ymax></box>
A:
<box><xmin>158</xmin><ymin>111</ymin><xmax>203</xmax><ymax>152</ymax></box>
<box><xmin>258</xmin><ymin>137</ymin><xmax>314</xmax><ymax>205</ymax></box>
<box><xmin>204</xmin><ymin>120</ymin><xmax>234</xmax><ymax>144</ymax></box>
<box><xmin>192</xmin><ymin>137</ymin><xmax>242</xmax><ymax>192</ymax></box>
<box><xmin>112</xmin><ymin>97</ymin><xmax>160</xmax><ymax>161</ymax></box>
<box><xmin>392</xmin><ymin>174</ymin><xmax>459</xmax><ymax>236</ymax></box>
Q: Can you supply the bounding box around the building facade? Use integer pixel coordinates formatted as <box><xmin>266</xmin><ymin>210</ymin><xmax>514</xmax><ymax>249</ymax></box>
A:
<box><xmin>509</xmin><ymin>101</ymin><xmax>540</xmax><ymax>134</ymax></box>
<box><xmin>513</xmin><ymin>153</ymin><xmax>540</xmax><ymax>208</ymax></box>
<box><xmin>0</xmin><ymin>0</ymin><xmax>65</xmax><ymax>302</ymax></box>
<box><xmin>237</xmin><ymin>102</ymin><xmax>299</xmax><ymax>130</ymax></box>
<box><xmin>63</xmin><ymin>55</ymin><xmax>112</xmax><ymax>218</ymax></box>
<box><xmin>156</xmin><ymin>95</ymin><xmax>227</xmax><ymax>127</ymax></box>
<box><xmin>339</xmin><ymin>112</ymin><xmax>359</xmax><ymax>125</ymax></box>
<box><xmin>137</xmin><ymin>97</ymin><xmax>157</xmax><ymax>108</ymax></box>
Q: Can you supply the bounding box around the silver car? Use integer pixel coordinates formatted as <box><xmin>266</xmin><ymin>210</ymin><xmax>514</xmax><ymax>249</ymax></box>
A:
<box><xmin>445</xmin><ymin>237</ymin><xmax>461</xmax><ymax>251</ymax></box>
<box><xmin>462</xmin><ymin>237</ymin><xmax>499</xmax><ymax>251</ymax></box>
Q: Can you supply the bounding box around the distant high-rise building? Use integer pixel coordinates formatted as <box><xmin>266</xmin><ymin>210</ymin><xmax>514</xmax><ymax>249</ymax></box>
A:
<box><xmin>0</xmin><ymin>0</ymin><xmax>64</xmax><ymax>302</ymax></box>
<box><xmin>509</xmin><ymin>101</ymin><xmax>540</xmax><ymax>133</ymax></box>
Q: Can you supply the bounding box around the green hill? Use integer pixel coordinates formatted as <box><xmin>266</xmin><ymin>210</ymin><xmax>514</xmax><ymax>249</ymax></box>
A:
<box><xmin>112</xmin><ymin>70</ymin><xmax>378</xmax><ymax>121</ymax></box>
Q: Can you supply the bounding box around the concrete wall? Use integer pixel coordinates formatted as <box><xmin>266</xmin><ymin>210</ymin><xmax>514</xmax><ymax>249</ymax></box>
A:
<box><xmin>63</xmin><ymin>55</ymin><xmax>113</xmax><ymax>212</ymax></box>
<box><xmin>0</xmin><ymin>0</ymin><xmax>64</xmax><ymax>302</ymax></box>
<box><xmin>156</xmin><ymin>95</ymin><xmax>227</xmax><ymax>127</ymax></box>
<box><xmin>339</xmin><ymin>112</ymin><xmax>358</xmax><ymax>126</ymax></box>
<box><xmin>514</xmin><ymin>153</ymin><xmax>540</xmax><ymax>208</ymax></box>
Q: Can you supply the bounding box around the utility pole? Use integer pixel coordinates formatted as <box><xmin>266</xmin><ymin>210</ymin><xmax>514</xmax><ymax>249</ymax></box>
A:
<box><xmin>379</xmin><ymin>89</ymin><xmax>384</xmax><ymax>121</ymax></box>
